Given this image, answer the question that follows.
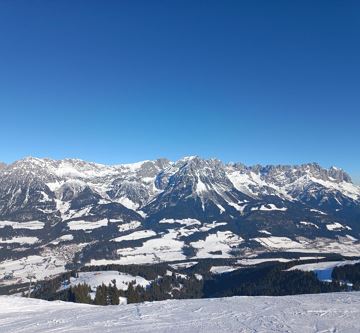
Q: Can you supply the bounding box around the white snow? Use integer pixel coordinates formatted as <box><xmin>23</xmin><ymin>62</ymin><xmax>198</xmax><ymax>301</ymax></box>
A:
<box><xmin>252</xmin><ymin>235</ymin><xmax>359</xmax><ymax>255</ymax></box>
<box><xmin>111</xmin><ymin>230</ymin><xmax>156</xmax><ymax>242</ymax></box>
<box><xmin>227</xmin><ymin>170</ymin><xmax>293</xmax><ymax>200</ymax></box>
<box><xmin>54</xmin><ymin>199</ymin><xmax>71</xmax><ymax>219</ymax></box>
<box><xmin>300</xmin><ymin>221</ymin><xmax>319</xmax><ymax>229</ymax></box>
<box><xmin>120</xmin><ymin>160</ymin><xmax>150</xmax><ymax>172</ymax></box>
<box><xmin>346</xmin><ymin>234</ymin><xmax>358</xmax><ymax>241</ymax></box>
<box><xmin>67</xmin><ymin>219</ymin><xmax>108</xmax><ymax>230</ymax></box>
<box><xmin>299</xmin><ymin>237</ymin><xmax>360</xmax><ymax>257</ymax></box>
<box><xmin>160</xmin><ymin>221</ymin><xmax>228</xmax><ymax>240</ymax></box>
<box><xmin>216</xmin><ymin>204</ymin><xmax>225</xmax><ymax>213</ymax></box>
<box><xmin>288</xmin><ymin>260</ymin><xmax>360</xmax><ymax>282</ymax></box>
<box><xmin>169</xmin><ymin>262</ymin><xmax>198</xmax><ymax>270</ymax></box>
<box><xmin>253</xmin><ymin>236</ymin><xmax>303</xmax><ymax>250</ymax></box>
<box><xmin>310</xmin><ymin>209</ymin><xmax>327</xmax><ymax>215</ymax></box>
<box><xmin>259</xmin><ymin>230</ymin><xmax>272</xmax><ymax>235</ymax></box>
<box><xmin>117</xmin><ymin>232</ymin><xmax>186</xmax><ymax>264</ymax></box>
<box><xmin>1</xmin><ymin>293</ymin><xmax>360</xmax><ymax>332</ymax></box>
<box><xmin>89</xmin><ymin>231</ymin><xmax>186</xmax><ymax>266</ymax></box>
<box><xmin>226</xmin><ymin>165</ymin><xmax>360</xmax><ymax>203</ymax></box>
<box><xmin>117</xmin><ymin>221</ymin><xmax>142</xmax><ymax>232</ymax></box>
<box><xmin>237</xmin><ymin>256</ymin><xmax>325</xmax><ymax>266</ymax></box>
<box><xmin>209</xmin><ymin>266</ymin><xmax>241</xmax><ymax>274</ymax></box>
<box><xmin>0</xmin><ymin>244</ymin><xmax>89</xmax><ymax>285</ymax></box>
<box><xmin>0</xmin><ymin>237</ymin><xmax>39</xmax><ymax>245</ymax></box>
<box><xmin>116</xmin><ymin>197</ymin><xmax>139</xmax><ymax>210</ymax></box>
<box><xmin>199</xmin><ymin>221</ymin><xmax>227</xmax><ymax>232</ymax></box>
<box><xmin>52</xmin><ymin>160</ymin><xmax>118</xmax><ymax>179</ymax></box>
<box><xmin>237</xmin><ymin>258</ymin><xmax>293</xmax><ymax>265</ymax></box>
<box><xmin>309</xmin><ymin>177</ymin><xmax>360</xmax><ymax>201</ymax></box>
<box><xmin>157</xmin><ymin>220</ymin><xmax>226</xmax><ymax>241</ymax></box>
<box><xmin>68</xmin><ymin>271</ymin><xmax>150</xmax><ymax>291</ymax></box>
<box><xmin>227</xmin><ymin>171</ymin><xmax>263</xmax><ymax>197</ymax></box>
<box><xmin>326</xmin><ymin>222</ymin><xmax>346</xmax><ymax>231</ymax></box>
<box><xmin>46</xmin><ymin>181</ymin><xmax>62</xmax><ymax>192</ymax></box>
<box><xmin>259</xmin><ymin>204</ymin><xmax>287</xmax><ymax>211</ymax></box>
<box><xmin>137</xmin><ymin>210</ymin><xmax>147</xmax><ymax>218</ymax></box>
<box><xmin>251</xmin><ymin>204</ymin><xmax>287</xmax><ymax>212</ymax></box>
<box><xmin>54</xmin><ymin>165</ymin><xmax>90</xmax><ymax>178</ymax></box>
<box><xmin>0</xmin><ymin>220</ymin><xmax>44</xmax><ymax>230</ymax></box>
<box><xmin>227</xmin><ymin>202</ymin><xmax>247</xmax><ymax>214</ymax></box>
<box><xmin>159</xmin><ymin>218</ymin><xmax>201</xmax><ymax>226</ymax></box>
<box><xmin>66</xmin><ymin>206</ymin><xmax>92</xmax><ymax>220</ymax></box>
<box><xmin>50</xmin><ymin>234</ymin><xmax>74</xmax><ymax>245</ymax></box>
<box><xmin>190</xmin><ymin>231</ymin><xmax>244</xmax><ymax>259</ymax></box>
<box><xmin>0</xmin><ymin>255</ymin><xmax>64</xmax><ymax>284</ymax></box>
<box><xmin>195</xmin><ymin>177</ymin><xmax>207</xmax><ymax>194</ymax></box>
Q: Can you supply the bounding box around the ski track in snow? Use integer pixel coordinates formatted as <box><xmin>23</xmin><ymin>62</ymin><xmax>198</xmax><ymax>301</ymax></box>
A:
<box><xmin>0</xmin><ymin>293</ymin><xmax>360</xmax><ymax>332</ymax></box>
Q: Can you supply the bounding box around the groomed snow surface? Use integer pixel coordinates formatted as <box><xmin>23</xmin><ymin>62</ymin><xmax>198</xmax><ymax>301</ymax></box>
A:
<box><xmin>1</xmin><ymin>293</ymin><xmax>360</xmax><ymax>332</ymax></box>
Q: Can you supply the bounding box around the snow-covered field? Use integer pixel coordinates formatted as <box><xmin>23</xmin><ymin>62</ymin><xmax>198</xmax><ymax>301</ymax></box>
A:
<box><xmin>0</xmin><ymin>220</ymin><xmax>44</xmax><ymax>230</ymax></box>
<box><xmin>288</xmin><ymin>260</ymin><xmax>360</xmax><ymax>282</ymax></box>
<box><xmin>209</xmin><ymin>265</ymin><xmax>242</xmax><ymax>274</ymax></box>
<box><xmin>251</xmin><ymin>236</ymin><xmax>360</xmax><ymax>256</ymax></box>
<box><xmin>0</xmin><ymin>244</ymin><xmax>89</xmax><ymax>285</ymax></box>
<box><xmin>66</xmin><ymin>271</ymin><xmax>150</xmax><ymax>291</ymax></box>
<box><xmin>67</xmin><ymin>219</ymin><xmax>108</xmax><ymax>230</ymax></box>
<box><xmin>1</xmin><ymin>293</ymin><xmax>360</xmax><ymax>332</ymax></box>
<box><xmin>237</xmin><ymin>257</ymin><xmax>293</xmax><ymax>265</ymax></box>
<box><xmin>190</xmin><ymin>231</ymin><xmax>244</xmax><ymax>259</ymax></box>
<box><xmin>111</xmin><ymin>230</ymin><xmax>157</xmax><ymax>242</ymax></box>
<box><xmin>0</xmin><ymin>236</ymin><xmax>39</xmax><ymax>245</ymax></box>
<box><xmin>253</xmin><ymin>236</ymin><xmax>302</xmax><ymax>249</ymax></box>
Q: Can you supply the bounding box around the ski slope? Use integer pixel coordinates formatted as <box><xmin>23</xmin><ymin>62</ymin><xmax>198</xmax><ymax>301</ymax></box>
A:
<box><xmin>1</xmin><ymin>293</ymin><xmax>360</xmax><ymax>332</ymax></box>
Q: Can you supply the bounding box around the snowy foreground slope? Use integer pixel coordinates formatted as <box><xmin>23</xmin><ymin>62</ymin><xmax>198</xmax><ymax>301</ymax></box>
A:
<box><xmin>1</xmin><ymin>293</ymin><xmax>360</xmax><ymax>333</ymax></box>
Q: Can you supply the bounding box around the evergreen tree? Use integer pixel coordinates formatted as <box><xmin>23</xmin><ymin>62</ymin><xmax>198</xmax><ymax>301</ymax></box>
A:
<box><xmin>126</xmin><ymin>282</ymin><xmax>140</xmax><ymax>304</ymax></box>
<box><xmin>94</xmin><ymin>283</ymin><xmax>108</xmax><ymax>305</ymax></box>
<box><xmin>108</xmin><ymin>280</ymin><xmax>120</xmax><ymax>305</ymax></box>
<box><xmin>69</xmin><ymin>283</ymin><xmax>91</xmax><ymax>304</ymax></box>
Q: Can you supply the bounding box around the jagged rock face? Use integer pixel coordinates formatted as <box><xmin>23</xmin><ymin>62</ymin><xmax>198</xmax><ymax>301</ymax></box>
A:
<box><xmin>0</xmin><ymin>156</ymin><xmax>359</xmax><ymax>218</ymax></box>
<box><xmin>258</xmin><ymin>163</ymin><xmax>352</xmax><ymax>184</ymax></box>
<box><xmin>107</xmin><ymin>159</ymin><xmax>172</xmax><ymax>208</ymax></box>
<box><xmin>226</xmin><ymin>162</ymin><xmax>359</xmax><ymax>204</ymax></box>
<box><xmin>0</xmin><ymin>159</ymin><xmax>58</xmax><ymax>221</ymax></box>
<box><xmin>145</xmin><ymin>157</ymin><xmax>252</xmax><ymax>220</ymax></box>
<box><xmin>0</xmin><ymin>156</ymin><xmax>359</xmax><ymax>222</ymax></box>
<box><xmin>0</xmin><ymin>156</ymin><xmax>359</xmax><ymax>274</ymax></box>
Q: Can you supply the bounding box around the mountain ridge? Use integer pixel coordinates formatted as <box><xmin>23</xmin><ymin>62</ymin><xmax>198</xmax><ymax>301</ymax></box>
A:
<box><xmin>0</xmin><ymin>155</ymin><xmax>359</xmax><ymax>285</ymax></box>
<box><xmin>2</xmin><ymin>155</ymin><xmax>353</xmax><ymax>178</ymax></box>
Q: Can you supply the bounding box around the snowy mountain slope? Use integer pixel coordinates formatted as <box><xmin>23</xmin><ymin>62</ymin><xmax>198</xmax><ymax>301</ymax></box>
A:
<box><xmin>0</xmin><ymin>156</ymin><xmax>359</xmax><ymax>284</ymax></box>
<box><xmin>1</xmin><ymin>293</ymin><xmax>360</xmax><ymax>332</ymax></box>
<box><xmin>226</xmin><ymin>162</ymin><xmax>360</xmax><ymax>202</ymax></box>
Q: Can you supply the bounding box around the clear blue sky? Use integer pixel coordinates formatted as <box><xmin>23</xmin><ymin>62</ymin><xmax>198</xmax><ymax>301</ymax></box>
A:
<box><xmin>0</xmin><ymin>1</ymin><xmax>359</xmax><ymax>182</ymax></box>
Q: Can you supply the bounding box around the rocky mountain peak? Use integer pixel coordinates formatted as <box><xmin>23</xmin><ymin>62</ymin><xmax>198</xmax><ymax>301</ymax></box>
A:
<box><xmin>0</xmin><ymin>155</ymin><xmax>359</xmax><ymax>277</ymax></box>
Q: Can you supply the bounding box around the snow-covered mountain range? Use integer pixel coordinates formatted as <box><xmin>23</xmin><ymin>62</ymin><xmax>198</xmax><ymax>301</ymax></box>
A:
<box><xmin>0</xmin><ymin>156</ymin><xmax>359</xmax><ymax>284</ymax></box>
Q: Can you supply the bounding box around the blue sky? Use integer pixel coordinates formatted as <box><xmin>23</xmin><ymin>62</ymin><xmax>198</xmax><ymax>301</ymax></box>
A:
<box><xmin>0</xmin><ymin>1</ymin><xmax>359</xmax><ymax>183</ymax></box>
